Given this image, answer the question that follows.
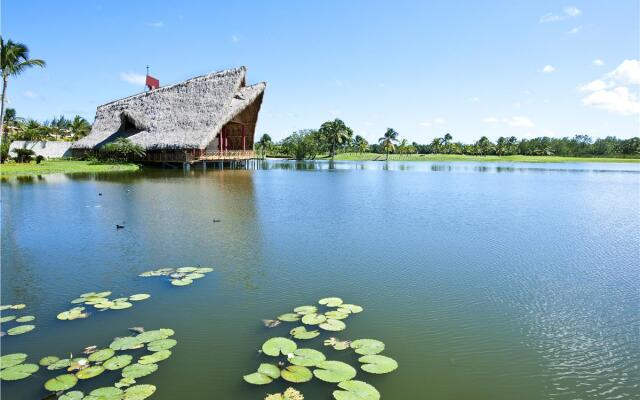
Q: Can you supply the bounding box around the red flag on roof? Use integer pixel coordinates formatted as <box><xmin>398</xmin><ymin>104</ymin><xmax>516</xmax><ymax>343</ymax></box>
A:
<box><xmin>146</xmin><ymin>74</ymin><xmax>160</xmax><ymax>90</ymax></box>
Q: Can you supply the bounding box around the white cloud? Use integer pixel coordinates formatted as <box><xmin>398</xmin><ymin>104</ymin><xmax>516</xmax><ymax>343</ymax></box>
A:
<box><xmin>24</xmin><ymin>90</ymin><xmax>38</xmax><ymax>99</ymax></box>
<box><xmin>543</xmin><ymin>65</ymin><xmax>556</xmax><ymax>73</ymax></box>
<box><xmin>567</xmin><ymin>26</ymin><xmax>582</xmax><ymax>34</ymax></box>
<box><xmin>504</xmin><ymin>116</ymin><xmax>535</xmax><ymax>127</ymax></box>
<box><xmin>605</xmin><ymin>59</ymin><xmax>640</xmax><ymax>85</ymax></box>
<box><xmin>434</xmin><ymin>118</ymin><xmax>445</xmax><ymax>124</ymax></box>
<box><xmin>564</xmin><ymin>6</ymin><xmax>581</xmax><ymax>17</ymax></box>
<box><xmin>592</xmin><ymin>59</ymin><xmax>604</xmax><ymax>66</ymax></box>
<box><xmin>540</xmin><ymin>6</ymin><xmax>581</xmax><ymax>23</ymax></box>
<box><xmin>231</xmin><ymin>34</ymin><xmax>241</xmax><ymax>43</ymax></box>
<box><xmin>579</xmin><ymin>60</ymin><xmax>640</xmax><ymax>115</ymax></box>
<box><xmin>120</xmin><ymin>72</ymin><xmax>146</xmax><ymax>85</ymax></box>
<box><xmin>579</xmin><ymin>79</ymin><xmax>609</xmax><ymax>92</ymax></box>
<box><xmin>147</xmin><ymin>21</ymin><xmax>164</xmax><ymax>28</ymax></box>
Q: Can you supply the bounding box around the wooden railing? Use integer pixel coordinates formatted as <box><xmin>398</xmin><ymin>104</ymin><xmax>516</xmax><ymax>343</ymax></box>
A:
<box><xmin>197</xmin><ymin>150</ymin><xmax>256</xmax><ymax>161</ymax></box>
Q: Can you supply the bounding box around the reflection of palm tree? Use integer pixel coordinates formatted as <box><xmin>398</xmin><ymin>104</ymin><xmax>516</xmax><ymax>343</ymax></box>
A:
<box><xmin>378</xmin><ymin>128</ymin><xmax>398</xmax><ymax>161</ymax></box>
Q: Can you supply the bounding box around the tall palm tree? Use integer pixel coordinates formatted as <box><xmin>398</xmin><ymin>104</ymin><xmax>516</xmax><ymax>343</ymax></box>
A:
<box><xmin>442</xmin><ymin>133</ymin><xmax>453</xmax><ymax>154</ymax></box>
<box><xmin>353</xmin><ymin>135</ymin><xmax>369</xmax><ymax>155</ymax></box>
<box><xmin>69</xmin><ymin>116</ymin><xmax>91</xmax><ymax>141</ymax></box>
<box><xmin>255</xmin><ymin>133</ymin><xmax>272</xmax><ymax>159</ymax></box>
<box><xmin>319</xmin><ymin>118</ymin><xmax>352</xmax><ymax>160</ymax></box>
<box><xmin>398</xmin><ymin>138</ymin><xmax>409</xmax><ymax>156</ymax></box>
<box><xmin>0</xmin><ymin>37</ymin><xmax>46</xmax><ymax>143</ymax></box>
<box><xmin>378</xmin><ymin>128</ymin><xmax>399</xmax><ymax>161</ymax></box>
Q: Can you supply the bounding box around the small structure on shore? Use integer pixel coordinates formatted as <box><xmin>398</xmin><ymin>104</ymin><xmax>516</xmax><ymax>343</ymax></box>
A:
<box><xmin>72</xmin><ymin>66</ymin><xmax>265</xmax><ymax>165</ymax></box>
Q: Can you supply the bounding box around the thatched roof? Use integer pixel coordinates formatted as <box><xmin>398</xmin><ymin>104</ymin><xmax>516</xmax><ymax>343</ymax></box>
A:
<box><xmin>72</xmin><ymin>66</ymin><xmax>266</xmax><ymax>150</ymax></box>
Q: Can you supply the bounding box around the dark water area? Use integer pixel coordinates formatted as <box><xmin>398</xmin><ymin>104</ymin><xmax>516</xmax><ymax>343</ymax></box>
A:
<box><xmin>2</xmin><ymin>160</ymin><xmax>639</xmax><ymax>399</ymax></box>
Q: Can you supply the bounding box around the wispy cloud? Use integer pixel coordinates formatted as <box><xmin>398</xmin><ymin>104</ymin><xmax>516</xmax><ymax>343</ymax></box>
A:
<box><xmin>579</xmin><ymin>59</ymin><xmax>640</xmax><ymax>115</ymax></box>
<box><xmin>147</xmin><ymin>21</ymin><xmax>164</xmax><ymax>28</ymax></box>
<box><xmin>567</xmin><ymin>26</ymin><xmax>582</xmax><ymax>34</ymax></box>
<box><xmin>120</xmin><ymin>72</ymin><xmax>146</xmax><ymax>86</ymax></box>
<box><xmin>231</xmin><ymin>34</ymin><xmax>241</xmax><ymax>43</ymax></box>
<box><xmin>543</xmin><ymin>65</ymin><xmax>556</xmax><ymax>73</ymax></box>
<box><xmin>592</xmin><ymin>59</ymin><xmax>604</xmax><ymax>66</ymax></box>
<box><xmin>540</xmin><ymin>6</ymin><xmax>581</xmax><ymax>23</ymax></box>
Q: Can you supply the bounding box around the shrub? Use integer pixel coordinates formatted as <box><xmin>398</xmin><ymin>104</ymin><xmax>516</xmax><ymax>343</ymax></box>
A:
<box><xmin>98</xmin><ymin>138</ymin><xmax>145</xmax><ymax>163</ymax></box>
<box><xmin>0</xmin><ymin>140</ymin><xmax>10</xmax><ymax>163</ymax></box>
<box><xmin>11</xmin><ymin>148</ymin><xmax>35</xmax><ymax>163</ymax></box>
<box><xmin>35</xmin><ymin>155</ymin><xmax>45</xmax><ymax>164</ymax></box>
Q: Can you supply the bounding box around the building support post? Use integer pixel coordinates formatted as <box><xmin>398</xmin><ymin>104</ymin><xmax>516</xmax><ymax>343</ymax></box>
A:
<box><xmin>242</xmin><ymin>125</ymin><xmax>246</xmax><ymax>151</ymax></box>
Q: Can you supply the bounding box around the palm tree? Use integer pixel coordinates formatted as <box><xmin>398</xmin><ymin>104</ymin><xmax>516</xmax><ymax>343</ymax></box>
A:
<box><xmin>378</xmin><ymin>128</ymin><xmax>399</xmax><ymax>161</ymax></box>
<box><xmin>319</xmin><ymin>118</ymin><xmax>352</xmax><ymax>160</ymax></box>
<box><xmin>69</xmin><ymin>116</ymin><xmax>91</xmax><ymax>140</ymax></box>
<box><xmin>442</xmin><ymin>133</ymin><xmax>453</xmax><ymax>154</ymax></box>
<box><xmin>0</xmin><ymin>37</ymin><xmax>46</xmax><ymax>143</ymax></box>
<box><xmin>255</xmin><ymin>133</ymin><xmax>272</xmax><ymax>159</ymax></box>
<box><xmin>430</xmin><ymin>137</ymin><xmax>443</xmax><ymax>154</ymax></box>
<box><xmin>353</xmin><ymin>135</ymin><xmax>369</xmax><ymax>155</ymax></box>
<box><xmin>397</xmin><ymin>138</ymin><xmax>409</xmax><ymax>157</ymax></box>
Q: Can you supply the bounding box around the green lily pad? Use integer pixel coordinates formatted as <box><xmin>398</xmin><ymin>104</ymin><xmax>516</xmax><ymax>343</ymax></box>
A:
<box><xmin>170</xmin><ymin>278</ymin><xmax>193</xmax><ymax>286</ymax></box>
<box><xmin>123</xmin><ymin>384</ymin><xmax>156</xmax><ymax>399</ymax></box>
<box><xmin>129</xmin><ymin>294</ymin><xmax>150</xmax><ymax>301</ymax></box>
<box><xmin>70</xmin><ymin>297</ymin><xmax>87</xmax><ymax>304</ymax></box>
<box><xmin>278</xmin><ymin>313</ymin><xmax>301</xmax><ymax>322</ymax></box>
<box><xmin>0</xmin><ymin>363</ymin><xmax>38</xmax><ymax>380</ymax></box>
<box><xmin>319</xmin><ymin>297</ymin><xmax>343</xmax><ymax>307</ymax></box>
<box><xmin>138</xmin><ymin>350</ymin><xmax>171</xmax><ymax>364</ymax></box>
<box><xmin>147</xmin><ymin>338</ymin><xmax>177</xmax><ymax>351</ymax></box>
<box><xmin>57</xmin><ymin>308</ymin><xmax>88</xmax><ymax>320</ymax></box>
<box><xmin>325</xmin><ymin>310</ymin><xmax>349</xmax><ymax>320</ymax></box>
<box><xmin>88</xmin><ymin>348</ymin><xmax>115</xmax><ymax>362</ymax></box>
<box><xmin>38</xmin><ymin>356</ymin><xmax>60</xmax><ymax>366</ymax></box>
<box><xmin>293</xmin><ymin>305</ymin><xmax>317</xmax><ymax>315</ymax></box>
<box><xmin>243</xmin><ymin>363</ymin><xmax>280</xmax><ymax>385</ymax></box>
<box><xmin>10</xmin><ymin>304</ymin><xmax>26</xmax><ymax>310</ymax></box>
<box><xmin>110</xmin><ymin>336</ymin><xmax>143</xmax><ymax>350</ymax></box>
<box><xmin>115</xmin><ymin>376</ymin><xmax>137</xmax><ymax>388</ymax></box>
<box><xmin>93</xmin><ymin>301</ymin><xmax>115</xmax><ymax>309</ymax></box>
<box><xmin>76</xmin><ymin>365</ymin><xmax>105</xmax><ymax>379</ymax></box>
<box><xmin>110</xmin><ymin>301</ymin><xmax>133</xmax><ymax>310</ymax></box>
<box><xmin>59</xmin><ymin>391</ymin><xmax>84</xmax><ymax>400</ymax></box>
<box><xmin>194</xmin><ymin>267</ymin><xmax>214</xmax><ymax>273</ymax></box>
<box><xmin>350</xmin><ymin>339</ymin><xmax>385</xmax><ymax>355</ymax></box>
<box><xmin>139</xmin><ymin>268</ymin><xmax>174</xmax><ymax>277</ymax></box>
<box><xmin>122</xmin><ymin>363</ymin><xmax>158</xmax><ymax>379</ymax></box>
<box><xmin>324</xmin><ymin>338</ymin><xmax>352</xmax><ymax>350</ymax></box>
<box><xmin>338</xmin><ymin>304</ymin><xmax>363</xmax><ymax>314</ymax></box>
<box><xmin>313</xmin><ymin>360</ymin><xmax>357</xmax><ymax>383</ymax></box>
<box><xmin>1</xmin><ymin>353</ymin><xmax>27</xmax><ymax>369</ymax></box>
<box><xmin>47</xmin><ymin>358</ymin><xmax>72</xmax><ymax>370</ymax></box>
<box><xmin>319</xmin><ymin>319</ymin><xmax>346</xmax><ymax>331</ymax></box>
<box><xmin>15</xmin><ymin>315</ymin><xmax>35</xmax><ymax>322</ymax></box>
<box><xmin>358</xmin><ymin>355</ymin><xmax>398</xmax><ymax>374</ymax></box>
<box><xmin>176</xmin><ymin>267</ymin><xmax>198</xmax><ymax>273</ymax></box>
<box><xmin>7</xmin><ymin>324</ymin><xmax>35</xmax><ymax>335</ymax></box>
<box><xmin>159</xmin><ymin>328</ymin><xmax>175</xmax><ymax>337</ymax></box>
<box><xmin>44</xmin><ymin>373</ymin><xmax>78</xmax><ymax>391</ymax></box>
<box><xmin>289</xmin><ymin>348</ymin><xmax>326</xmax><ymax>367</ymax></box>
<box><xmin>93</xmin><ymin>291</ymin><xmax>112</xmax><ymax>298</ymax></box>
<box><xmin>301</xmin><ymin>313</ymin><xmax>326</xmax><ymax>325</ymax></box>
<box><xmin>136</xmin><ymin>329</ymin><xmax>169</xmax><ymax>343</ymax></box>
<box><xmin>80</xmin><ymin>292</ymin><xmax>97</xmax><ymax>297</ymax></box>
<box><xmin>281</xmin><ymin>365</ymin><xmax>313</xmax><ymax>383</ymax></box>
<box><xmin>290</xmin><ymin>326</ymin><xmax>320</xmax><ymax>340</ymax></box>
<box><xmin>103</xmin><ymin>355</ymin><xmax>133</xmax><ymax>370</ymax></box>
<box><xmin>258</xmin><ymin>363</ymin><xmax>281</xmax><ymax>379</ymax></box>
<box><xmin>333</xmin><ymin>380</ymin><xmax>380</xmax><ymax>400</ymax></box>
<box><xmin>185</xmin><ymin>272</ymin><xmax>206</xmax><ymax>280</ymax></box>
<box><xmin>88</xmin><ymin>386</ymin><xmax>123</xmax><ymax>398</ymax></box>
<box><xmin>0</xmin><ymin>315</ymin><xmax>16</xmax><ymax>323</ymax></box>
<box><xmin>0</xmin><ymin>305</ymin><xmax>11</xmax><ymax>311</ymax></box>
<box><xmin>262</xmin><ymin>337</ymin><xmax>297</xmax><ymax>356</ymax></box>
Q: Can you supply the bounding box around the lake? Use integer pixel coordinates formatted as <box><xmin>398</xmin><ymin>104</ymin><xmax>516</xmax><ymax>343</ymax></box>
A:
<box><xmin>2</xmin><ymin>160</ymin><xmax>639</xmax><ymax>399</ymax></box>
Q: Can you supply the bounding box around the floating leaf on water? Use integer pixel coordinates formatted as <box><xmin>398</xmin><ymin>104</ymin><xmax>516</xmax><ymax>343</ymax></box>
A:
<box><xmin>0</xmin><ymin>363</ymin><xmax>38</xmax><ymax>380</ymax></box>
<box><xmin>262</xmin><ymin>337</ymin><xmax>297</xmax><ymax>357</ymax></box>
<box><xmin>115</xmin><ymin>377</ymin><xmax>137</xmax><ymax>389</ymax></box>
<box><xmin>123</xmin><ymin>384</ymin><xmax>156</xmax><ymax>400</ymax></box>
<box><xmin>265</xmin><ymin>387</ymin><xmax>305</xmax><ymax>400</ymax></box>
<box><xmin>319</xmin><ymin>319</ymin><xmax>346</xmax><ymax>332</ymax></box>
<box><xmin>80</xmin><ymin>292</ymin><xmax>97</xmax><ymax>298</ymax></box>
<box><xmin>350</xmin><ymin>339</ymin><xmax>385</xmax><ymax>355</ymax></box>
<box><xmin>0</xmin><ymin>315</ymin><xmax>16</xmax><ymax>323</ymax></box>
<box><xmin>358</xmin><ymin>355</ymin><xmax>398</xmax><ymax>374</ymax></box>
<box><xmin>103</xmin><ymin>355</ymin><xmax>133</xmax><ymax>370</ymax></box>
<box><xmin>67</xmin><ymin>358</ymin><xmax>90</xmax><ymax>372</ymax></box>
<box><xmin>176</xmin><ymin>267</ymin><xmax>198</xmax><ymax>273</ymax></box>
<box><xmin>122</xmin><ymin>363</ymin><xmax>158</xmax><ymax>379</ymax></box>
<box><xmin>70</xmin><ymin>298</ymin><xmax>86</xmax><ymax>304</ymax></box>
<box><xmin>258</xmin><ymin>363</ymin><xmax>281</xmax><ymax>379</ymax></box>
<box><xmin>185</xmin><ymin>273</ymin><xmax>205</xmax><ymax>280</ymax></box>
<box><xmin>88</xmin><ymin>348</ymin><xmax>115</xmax><ymax>362</ymax></box>
<box><xmin>76</xmin><ymin>365</ymin><xmax>105</xmax><ymax>379</ymax></box>
<box><xmin>93</xmin><ymin>291</ymin><xmax>112</xmax><ymax>298</ymax></box>
<box><xmin>319</xmin><ymin>297</ymin><xmax>343</xmax><ymax>307</ymax></box>
<box><xmin>289</xmin><ymin>348</ymin><xmax>326</xmax><ymax>367</ymax></box>
<box><xmin>1</xmin><ymin>353</ymin><xmax>27</xmax><ymax>369</ymax></box>
<box><xmin>170</xmin><ymin>273</ymin><xmax>187</xmax><ymax>279</ymax></box>
<box><xmin>313</xmin><ymin>361</ymin><xmax>356</xmax><ymax>383</ymax></box>
<box><xmin>7</xmin><ymin>324</ymin><xmax>35</xmax><ymax>335</ymax></box>
<box><xmin>38</xmin><ymin>356</ymin><xmax>60</xmax><ymax>366</ymax></box>
<box><xmin>15</xmin><ymin>315</ymin><xmax>35</xmax><ymax>323</ymax></box>
<box><xmin>129</xmin><ymin>294</ymin><xmax>150</xmax><ymax>301</ymax></box>
<box><xmin>158</xmin><ymin>328</ymin><xmax>175</xmax><ymax>337</ymax></box>
<box><xmin>243</xmin><ymin>372</ymin><xmax>273</xmax><ymax>385</ymax></box>
<box><xmin>44</xmin><ymin>373</ymin><xmax>77</xmax><ymax>391</ymax></box>
<box><xmin>293</xmin><ymin>306</ymin><xmax>317</xmax><ymax>315</ymax></box>
<box><xmin>333</xmin><ymin>380</ymin><xmax>380</xmax><ymax>400</ymax></box>
<box><xmin>194</xmin><ymin>267</ymin><xmax>214</xmax><ymax>273</ymax></box>
<box><xmin>82</xmin><ymin>345</ymin><xmax>98</xmax><ymax>355</ymax></box>
<box><xmin>136</xmin><ymin>329</ymin><xmax>169</xmax><ymax>343</ymax></box>
<box><xmin>139</xmin><ymin>268</ymin><xmax>174</xmax><ymax>277</ymax></box>
<box><xmin>89</xmin><ymin>386</ymin><xmax>123</xmax><ymax>397</ymax></box>
<box><xmin>110</xmin><ymin>301</ymin><xmax>133</xmax><ymax>310</ymax></box>
<box><xmin>138</xmin><ymin>350</ymin><xmax>171</xmax><ymax>365</ymax></box>
<box><xmin>10</xmin><ymin>304</ymin><xmax>26</xmax><ymax>310</ymax></box>
<box><xmin>324</xmin><ymin>338</ymin><xmax>352</xmax><ymax>351</ymax></box>
<box><xmin>301</xmin><ymin>313</ymin><xmax>326</xmax><ymax>325</ymax></box>
<box><xmin>337</xmin><ymin>304</ymin><xmax>363</xmax><ymax>314</ymax></box>
<box><xmin>110</xmin><ymin>336</ymin><xmax>143</xmax><ymax>351</ymax></box>
<box><xmin>57</xmin><ymin>308</ymin><xmax>88</xmax><ymax>321</ymax></box>
<box><xmin>59</xmin><ymin>391</ymin><xmax>84</xmax><ymax>400</ymax></box>
<box><xmin>278</xmin><ymin>313</ymin><xmax>301</xmax><ymax>322</ymax></box>
<box><xmin>262</xmin><ymin>319</ymin><xmax>281</xmax><ymax>328</ymax></box>
<box><xmin>93</xmin><ymin>301</ymin><xmax>115</xmax><ymax>309</ymax></box>
<box><xmin>170</xmin><ymin>278</ymin><xmax>193</xmax><ymax>286</ymax></box>
<box><xmin>281</xmin><ymin>365</ymin><xmax>313</xmax><ymax>383</ymax></box>
<box><xmin>47</xmin><ymin>359</ymin><xmax>71</xmax><ymax>370</ymax></box>
<box><xmin>0</xmin><ymin>305</ymin><xmax>11</xmax><ymax>311</ymax></box>
<box><xmin>325</xmin><ymin>310</ymin><xmax>349</xmax><ymax>320</ymax></box>
<box><xmin>147</xmin><ymin>338</ymin><xmax>177</xmax><ymax>351</ymax></box>
<box><xmin>290</xmin><ymin>326</ymin><xmax>320</xmax><ymax>340</ymax></box>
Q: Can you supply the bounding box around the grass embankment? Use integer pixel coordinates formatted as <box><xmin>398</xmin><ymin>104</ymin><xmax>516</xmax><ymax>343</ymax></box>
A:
<box><xmin>0</xmin><ymin>159</ymin><xmax>140</xmax><ymax>176</ymax></box>
<box><xmin>327</xmin><ymin>153</ymin><xmax>640</xmax><ymax>163</ymax></box>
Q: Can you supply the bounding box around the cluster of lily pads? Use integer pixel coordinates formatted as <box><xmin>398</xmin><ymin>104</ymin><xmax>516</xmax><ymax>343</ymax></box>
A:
<box><xmin>1</xmin><ymin>327</ymin><xmax>175</xmax><ymax>399</ymax></box>
<box><xmin>139</xmin><ymin>267</ymin><xmax>214</xmax><ymax>286</ymax></box>
<box><xmin>245</xmin><ymin>297</ymin><xmax>399</xmax><ymax>399</ymax></box>
<box><xmin>57</xmin><ymin>291</ymin><xmax>151</xmax><ymax>321</ymax></box>
<box><xmin>0</xmin><ymin>303</ymin><xmax>36</xmax><ymax>336</ymax></box>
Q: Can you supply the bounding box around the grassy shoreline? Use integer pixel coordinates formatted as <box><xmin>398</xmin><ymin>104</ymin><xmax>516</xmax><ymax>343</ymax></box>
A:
<box><xmin>0</xmin><ymin>159</ymin><xmax>140</xmax><ymax>176</ymax></box>
<box><xmin>323</xmin><ymin>153</ymin><xmax>640</xmax><ymax>163</ymax></box>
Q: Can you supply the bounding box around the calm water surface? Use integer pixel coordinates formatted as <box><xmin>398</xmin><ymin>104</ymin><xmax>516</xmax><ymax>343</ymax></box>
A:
<box><xmin>2</xmin><ymin>160</ymin><xmax>639</xmax><ymax>399</ymax></box>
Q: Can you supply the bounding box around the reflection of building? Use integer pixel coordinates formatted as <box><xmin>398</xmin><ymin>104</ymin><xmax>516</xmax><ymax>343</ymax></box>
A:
<box><xmin>72</xmin><ymin>67</ymin><xmax>265</xmax><ymax>164</ymax></box>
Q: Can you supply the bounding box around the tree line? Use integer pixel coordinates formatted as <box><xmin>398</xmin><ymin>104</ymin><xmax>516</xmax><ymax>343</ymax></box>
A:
<box><xmin>255</xmin><ymin>119</ymin><xmax>640</xmax><ymax>160</ymax></box>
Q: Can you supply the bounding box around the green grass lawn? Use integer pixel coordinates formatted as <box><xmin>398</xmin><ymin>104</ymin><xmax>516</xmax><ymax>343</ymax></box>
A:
<box><xmin>327</xmin><ymin>153</ymin><xmax>640</xmax><ymax>163</ymax></box>
<box><xmin>0</xmin><ymin>159</ymin><xmax>140</xmax><ymax>176</ymax></box>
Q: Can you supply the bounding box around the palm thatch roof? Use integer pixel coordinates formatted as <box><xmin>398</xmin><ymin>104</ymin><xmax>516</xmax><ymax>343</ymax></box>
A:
<box><xmin>72</xmin><ymin>66</ymin><xmax>266</xmax><ymax>150</ymax></box>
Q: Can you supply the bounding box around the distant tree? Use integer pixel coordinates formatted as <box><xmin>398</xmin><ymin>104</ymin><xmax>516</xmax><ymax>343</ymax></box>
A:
<box><xmin>319</xmin><ymin>118</ymin><xmax>353</xmax><ymax>159</ymax></box>
<box><xmin>255</xmin><ymin>133</ymin><xmax>273</xmax><ymax>159</ymax></box>
<box><xmin>430</xmin><ymin>137</ymin><xmax>443</xmax><ymax>154</ymax></box>
<box><xmin>11</xmin><ymin>147</ymin><xmax>34</xmax><ymax>163</ymax></box>
<box><xmin>442</xmin><ymin>133</ymin><xmax>453</xmax><ymax>153</ymax></box>
<box><xmin>3</xmin><ymin>107</ymin><xmax>16</xmax><ymax>124</ymax></box>
<box><xmin>69</xmin><ymin>116</ymin><xmax>91</xmax><ymax>140</ymax></box>
<box><xmin>378</xmin><ymin>128</ymin><xmax>399</xmax><ymax>161</ymax></box>
<box><xmin>474</xmin><ymin>136</ymin><xmax>495</xmax><ymax>155</ymax></box>
<box><xmin>353</xmin><ymin>135</ymin><xmax>369</xmax><ymax>154</ymax></box>
<box><xmin>281</xmin><ymin>130</ymin><xmax>320</xmax><ymax>160</ymax></box>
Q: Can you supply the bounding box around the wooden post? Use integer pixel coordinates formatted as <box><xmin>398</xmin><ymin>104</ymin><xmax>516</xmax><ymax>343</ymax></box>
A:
<box><xmin>242</xmin><ymin>125</ymin><xmax>246</xmax><ymax>151</ymax></box>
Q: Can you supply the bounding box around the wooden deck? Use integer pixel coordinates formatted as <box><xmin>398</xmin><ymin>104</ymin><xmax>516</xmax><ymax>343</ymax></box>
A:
<box><xmin>195</xmin><ymin>150</ymin><xmax>256</xmax><ymax>161</ymax></box>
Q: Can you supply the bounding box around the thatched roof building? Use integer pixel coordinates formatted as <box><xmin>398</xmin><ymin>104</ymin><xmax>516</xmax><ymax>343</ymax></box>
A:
<box><xmin>72</xmin><ymin>66</ymin><xmax>265</xmax><ymax>162</ymax></box>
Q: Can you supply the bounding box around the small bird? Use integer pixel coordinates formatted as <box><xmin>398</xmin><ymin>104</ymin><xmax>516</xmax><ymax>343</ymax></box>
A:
<box><xmin>98</xmin><ymin>193</ymin><xmax>102</xmax><ymax>196</ymax></box>
<box><xmin>212</xmin><ymin>218</ymin><xmax>221</xmax><ymax>223</ymax></box>
<box><xmin>116</xmin><ymin>224</ymin><xmax>125</xmax><ymax>229</ymax></box>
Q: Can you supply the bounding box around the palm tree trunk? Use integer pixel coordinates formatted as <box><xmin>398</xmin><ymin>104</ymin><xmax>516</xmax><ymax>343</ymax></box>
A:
<box><xmin>0</xmin><ymin>77</ymin><xmax>7</xmax><ymax>145</ymax></box>
<box><xmin>386</xmin><ymin>150</ymin><xmax>389</xmax><ymax>161</ymax></box>
<box><xmin>331</xmin><ymin>138</ymin><xmax>336</xmax><ymax>160</ymax></box>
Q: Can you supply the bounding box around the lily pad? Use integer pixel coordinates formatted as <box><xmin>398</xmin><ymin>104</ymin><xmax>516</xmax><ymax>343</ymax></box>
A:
<box><xmin>38</xmin><ymin>356</ymin><xmax>60</xmax><ymax>366</ymax></box>
<box><xmin>338</xmin><ymin>304</ymin><xmax>363</xmax><ymax>314</ymax></box>
<box><xmin>122</xmin><ymin>363</ymin><xmax>158</xmax><ymax>379</ymax></box>
<box><xmin>138</xmin><ymin>350</ymin><xmax>171</xmax><ymax>364</ymax></box>
<box><xmin>243</xmin><ymin>363</ymin><xmax>280</xmax><ymax>385</ymax></box>
<box><xmin>278</xmin><ymin>313</ymin><xmax>301</xmax><ymax>322</ymax></box>
<box><xmin>10</xmin><ymin>304</ymin><xmax>26</xmax><ymax>310</ymax></box>
<box><xmin>350</xmin><ymin>339</ymin><xmax>385</xmax><ymax>355</ymax></box>
<box><xmin>289</xmin><ymin>348</ymin><xmax>326</xmax><ymax>367</ymax></box>
<box><xmin>170</xmin><ymin>278</ymin><xmax>193</xmax><ymax>286</ymax></box>
<box><xmin>281</xmin><ymin>365</ymin><xmax>313</xmax><ymax>383</ymax></box>
<box><xmin>93</xmin><ymin>291</ymin><xmax>112</xmax><ymax>298</ymax></box>
<box><xmin>147</xmin><ymin>338</ymin><xmax>177</xmax><ymax>351</ymax></box>
<box><xmin>0</xmin><ymin>315</ymin><xmax>16</xmax><ymax>323</ymax></box>
<box><xmin>136</xmin><ymin>329</ymin><xmax>169</xmax><ymax>343</ymax></box>
<box><xmin>59</xmin><ymin>391</ymin><xmax>84</xmax><ymax>400</ymax></box>
<box><xmin>313</xmin><ymin>360</ymin><xmax>356</xmax><ymax>383</ymax></box>
<box><xmin>176</xmin><ymin>267</ymin><xmax>198</xmax><ymax>273</ymax></box>
<box><xmin>185</xmin><ymin>272</ymin><xmax>205</xmax><ymax>280</ymax></box>
<box><xmin>7</xmin><ymin>324</ymin><xmax>35</xmax><ymax>335</ymax></box>
<box><xmin>129</xmin><ymin>294</ymin><xmax>150</xmax><ymax>301</ymax></box>
<box><xmin>110</xmin><ymin>301</ymin><xmax>133</xmax><ymax>310</ymax></box>
<box><xmin>139</xmin><ymin>268</ymin><xmax>174</xmax><ymax>277</ymax></box>
<box><xmin>89</xmin><ymin>386</ymin><xmax>123</xmax><ymax>398</ymax></box>
<box><xmin>262</xmin><ymin>337</ymin><xmax>297</xmax><ymax>356</ymax></box>
<box><xmin>333</xmin><ymin>380</ymin><xmax>380</xmax><ymax>400</ymax></box>
<box><xmin>93</xmin><ymin>301</ymin><xmax>115</xmax><ymax>309</ymax></box>
<box><xmin>290</xmin><ymin>326</ymin><xmax>320</xmax><ymax>340</ymax></box>
<box><xmin>70</xmin><ymin>298</ymin><xmax>87</xmax><ymax>304</ymax></box>
<box><xmin>194</xmin><ymin>267</ymin><xmax>214</xmax><ymax>273</ymax></box>
<box><xmin>115</xmin><ymin>377</ymin><xmax>137</xmax><ymax>388</ymax></box>
<box><xmin>1</xmin><ymin>353</ymin><xmax>27</xmax><ymax>369</ymax></box>
<box><xmin>88</xmin><ymin>348</ymin><xmax>115</xmax><ymax>362</ymax></box>
<box><xmin>123</xmin><ymin>384</ymin><xmax>156</xmax><ymax>399</ymax></box>
<box><xmin>47</xmin><ymin>358</ymin><xmax>72</xmax><ymax>370</ymax></box>
<box><xmin>358</xmin><ymin>355</ymin><xmax>398</xmax><ymax>374</ymax></box>
<box><xmin>319</xmin><ymin>297</ymin><xmax>343</xmax><ymax>307</ymax></box>
<box><xmin>110</xmin><ymin>336</ymin><xmax>143</xmax><ymax>350</ymax></box>
<box><xmin>0</xmin><ymin>363</ymin><xmax>38</xmax><ymax>380</ymax></box>
<box><xmin>319</xmin><ymin>319</ymin><xmax>346</xmax><ymax>331</ymax></box>
<box><xmin>293</xmin><ymin>305</ymin><xmax>317</xmax><ymax>315</ymax></box>
<box><xmin>103</xmin><ymin>355</ymin><xmax>133</xmax><ymax>370</ymax></box>
<box><xmin>325</xmin><ymin>310</ymin><xmax>349</xmax><ymax>320</ymax></box>
<box><xmin>324</xmin><ymin>338</ymin><xmax>352</xmax><ymax>351</ymax></box>
<box><xmin>15</xmin><ymin>315</ymin><xmax>35</xmax><ymax>322</ymax></box>
<box><xmin>76</xmin><ymin>365</ymin><xmax>105</xmax><ymax>379</ymax></box>
<box><xmin>44</xmin><ymin>373</ymin><xmax>78</xmax><ymax>391</ymax></box>
<box><xmin>301</xmin><ymin>313</ymin><xmax>326</xmax><ymax>325</ymax></box>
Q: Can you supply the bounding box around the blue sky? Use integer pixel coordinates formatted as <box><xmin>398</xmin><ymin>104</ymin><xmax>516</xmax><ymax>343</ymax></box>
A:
<box><xmin>2</xmin><ymin>0</ymin><xmax>639</xmax><ymax>143</ymax></box>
